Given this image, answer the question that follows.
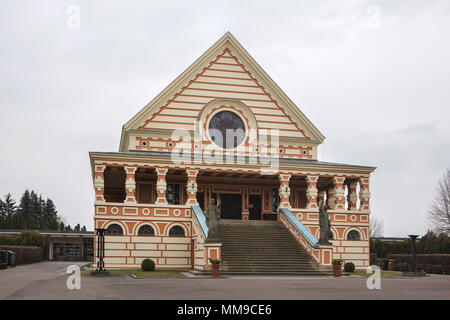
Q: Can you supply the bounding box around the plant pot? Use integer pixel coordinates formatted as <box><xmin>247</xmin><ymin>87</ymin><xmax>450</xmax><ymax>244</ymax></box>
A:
<box><xmin>211</xmin><ymin>263</ymin><xmax>220</xmax><ymax>277</ymax></box>
<box><xmin>333</xmin><ymin>264</ymin><xmax>342</xmax><ymax>277</ymax></box>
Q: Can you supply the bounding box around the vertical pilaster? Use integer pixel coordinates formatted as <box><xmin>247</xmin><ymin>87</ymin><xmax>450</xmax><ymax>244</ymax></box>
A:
<box><xmin>333</xmin><ymin>176</ymin><xmax>346</xmax><ymax>210</ymax></box>
<box><xmin>156</xmin><ymin>168</ymin><xmax>168</xmax><ymax>205</ymax></box>
<box><xmin>347</xmin><ymin>181</ymin><xmax>358</xmax><ymax>211</ymax></box>
<box><xmin>359</xmin><ymin>177</ymin><xmax>371</xmax><ymax>211</ymax></box>
<box><xmin>93</xmin><ymin>164</ymin><xmax>106</xmax><ymax>202</ymax></box>
<box><xmin>124</xmin><ymin>166</ymin><xmax>137</xmax><ymax>203</ymax></box>
<box><xmin>186</xmin><ymin>170</ymin><xmax>198</xmax><ymax>205</ymax></box>
<box><xmin>278</xmin><ymin>173</ymin><xmax>291</xmax><ymax>208</ymax></box>
<box><xmin>306</xmin><ymin>175</ymin><xmax>319</xmax><ymax>210</ymax></box>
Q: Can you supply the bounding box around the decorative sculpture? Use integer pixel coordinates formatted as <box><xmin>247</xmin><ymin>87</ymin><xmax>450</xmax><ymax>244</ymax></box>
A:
<box><xmin>318</xmin><ymin>200</ymin><xmax>332</xmax><ymax>245</ymax></box>
<box><xmin>205</xmin><ymin>199</ymin><xmax>221</xmax><ymax>242</ymax></box>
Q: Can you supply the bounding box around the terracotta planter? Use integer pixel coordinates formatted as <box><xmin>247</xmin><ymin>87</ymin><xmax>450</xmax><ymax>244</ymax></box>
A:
<box><xmin>333</xmin><ymin>264</ymin><xmax>342</xmax><ymax>277</ymax></box>
<box><xmin>211</xmin><ymin>263</ymin><xmax>220</xmax><ymax>277</ymax></box>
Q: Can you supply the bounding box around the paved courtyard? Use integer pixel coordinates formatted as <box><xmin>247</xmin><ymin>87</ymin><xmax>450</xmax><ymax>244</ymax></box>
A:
<box><xmin>1</xmin><ymin>261</ymin><xmax>449</xmax><ymax>300</ymax></box>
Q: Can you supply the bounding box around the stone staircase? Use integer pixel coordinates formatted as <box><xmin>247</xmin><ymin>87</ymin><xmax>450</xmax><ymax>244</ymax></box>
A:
<box><xmin>217</xmin><ymin>220</ymin><xmax>331</xmax><ymax>276</ymax></box>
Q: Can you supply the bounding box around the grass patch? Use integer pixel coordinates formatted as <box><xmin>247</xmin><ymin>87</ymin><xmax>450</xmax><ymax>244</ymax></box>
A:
<box><xmin>351</xmin><ymin>270</ymin><xmax>404</xmax><ymax>278</ymax></box>
<box><xmin>81</xmin><ymin>269</ymin><xmax>186</xmax><ymax>278</ymax></box>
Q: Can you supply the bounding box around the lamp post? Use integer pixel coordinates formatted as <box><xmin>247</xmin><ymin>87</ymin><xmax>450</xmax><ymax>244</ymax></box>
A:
<box><xmin>91</xmin><ymin>228</ymin><xmax>109</xmax><ymax>275</ymax></box>
<box><xmin>408</xmin><ymin>234</ymin><xmax>418</xmax><ymax>273</ymax></box>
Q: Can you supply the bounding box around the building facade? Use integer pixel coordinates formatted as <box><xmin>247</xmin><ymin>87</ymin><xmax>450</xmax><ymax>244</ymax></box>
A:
<box><xmin>89</xmin><ymin>33</ymin><xmax>375</xmax><ymax>271</ymax></box>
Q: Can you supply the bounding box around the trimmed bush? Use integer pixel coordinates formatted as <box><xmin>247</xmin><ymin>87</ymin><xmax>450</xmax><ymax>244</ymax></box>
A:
<box><xmin>141</xmin><ymin>258</ymin><xmax>155</xmax><ymax>271</ymax></box>
<box><xmin>344</xmin><ymin>262</ymin><xmax>355</xmax><ymax>273</ymax></box>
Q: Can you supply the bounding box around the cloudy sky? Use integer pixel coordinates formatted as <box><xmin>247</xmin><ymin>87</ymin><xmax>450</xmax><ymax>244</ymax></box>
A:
<box><xmin>0</xmin><ymin>1</ymin><xmax>449</xmax><ymax>236</ymax></box>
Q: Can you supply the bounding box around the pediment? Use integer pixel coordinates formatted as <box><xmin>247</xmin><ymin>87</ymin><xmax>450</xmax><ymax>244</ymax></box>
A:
<box><xmin>120</xmin><ymin>32</ymin><xmax>325</xmax><ymax>151</ymax></box>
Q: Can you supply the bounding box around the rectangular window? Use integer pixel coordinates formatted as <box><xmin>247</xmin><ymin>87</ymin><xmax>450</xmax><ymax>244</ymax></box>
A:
<box><xmin>272</xmin><ymin>188</ymin><xmax>280</xmax><ymax>212</ymax></box>
<box><xmin>166</xmin><ymin>184</ymin><xmax>181</xmax><ymax>204</ymax></box>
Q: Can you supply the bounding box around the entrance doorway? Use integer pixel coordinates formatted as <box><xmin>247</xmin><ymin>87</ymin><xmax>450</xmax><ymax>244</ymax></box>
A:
<box><xmin>249</xmin><ymin>195</ymin><xmax>262</xmax><ymax>220</ymax></box>
<box><xmin>215</xmin><ymin>194</ymin><xmax>241</xmax><ymax>219</ymax></box>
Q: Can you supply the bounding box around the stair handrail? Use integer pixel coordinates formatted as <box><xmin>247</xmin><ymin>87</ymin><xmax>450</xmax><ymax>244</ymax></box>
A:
<box><xmin>191</xmin><ymin>205</ymin><xmax>208</xmax><ymax>239</ymax></box>
<box><xmin>279</xmin><ymin>207</ymin><xmax>318</xmax><ymax>247</ymax></box>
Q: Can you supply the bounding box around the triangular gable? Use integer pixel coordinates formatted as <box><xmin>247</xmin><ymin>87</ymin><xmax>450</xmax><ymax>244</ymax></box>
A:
<box><xmin>120</xmin><ymin>32</ymin><xmax>325</xmax><ymax>150</ymax></box>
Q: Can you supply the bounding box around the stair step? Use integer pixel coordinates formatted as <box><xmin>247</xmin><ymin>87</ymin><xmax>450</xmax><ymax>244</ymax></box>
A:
<box><xmin>214</xmin><ymin>220</ymin><xmax>326</xmax><ymax>276</ymax></box>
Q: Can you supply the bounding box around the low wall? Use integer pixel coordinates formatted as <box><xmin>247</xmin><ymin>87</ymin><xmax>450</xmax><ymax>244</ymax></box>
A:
<box><xmin>0</xmin><ymin>245</ymin><xmax>42</xmax><ymax>265</ymax></box>
<box><xmin>389</xmin><ymin>254</ymin><xmax>450</xmax><ymax>274</ymax></box>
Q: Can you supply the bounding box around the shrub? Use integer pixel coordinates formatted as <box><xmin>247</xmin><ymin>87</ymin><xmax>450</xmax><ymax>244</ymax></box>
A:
<box><xmin>141</xmin><ymin>259</ymin><xmax>155</xmax><ymax>271</ymax></box>
<box><xmin>332</xmin><ymin>259</ymin><xmax>343</xmax><ymax>265</ymax></box>
<box><xmin>344</xmin><ymin>262</ymin><xmax>355</xmax><ymax>273</ymax></box>
<box><xmin>389</xmin><ymin>254</ymin><xmax>450</xmax><ymax>274</ymax></box>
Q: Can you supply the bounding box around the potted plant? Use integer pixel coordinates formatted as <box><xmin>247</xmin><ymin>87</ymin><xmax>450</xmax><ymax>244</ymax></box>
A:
<box><xmin>332</xmin><ymin>259</ymin><xmax>343</xmax><ymax>277</ymax></box>
<box><xmin>209</xmin><ymin>258</ymin><xmax>221</xmax><ymax>277</ymax></box>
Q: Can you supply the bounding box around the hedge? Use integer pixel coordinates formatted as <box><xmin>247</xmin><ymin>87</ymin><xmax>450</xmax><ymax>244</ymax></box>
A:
<box><xmin>388</xmin><ymin>254</ymin><xmax>450</xmax><ymax>275</ymax></box>
<box><xmin>0</xmin><ymin>245</ymin><xmax>42</xmax><ymax>265</ymax></box>
<box><xmin>0</xmin><ymin>231</ymin><xmax>46</xmax><ymax>255</ymax></box>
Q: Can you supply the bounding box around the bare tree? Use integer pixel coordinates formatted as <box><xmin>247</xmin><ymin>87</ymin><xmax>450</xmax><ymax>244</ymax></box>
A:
<box><xmin>428</xmin><ymin>168</ymin><xmax>450</xmax><ymax>235</ymax></box>
<box><xmin>370</xmin><ymin>216</ymin><xmax>384</xmax><ymax>238</ymax></box>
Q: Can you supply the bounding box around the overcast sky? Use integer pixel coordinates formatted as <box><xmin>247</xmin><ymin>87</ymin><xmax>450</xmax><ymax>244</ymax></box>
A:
<box><xmin>0</xmin><ymin>1</ymin><xmax>449</xmax><ymax>236</ymax></box>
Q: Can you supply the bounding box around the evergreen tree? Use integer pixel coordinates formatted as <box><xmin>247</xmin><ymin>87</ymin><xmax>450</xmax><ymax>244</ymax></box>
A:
<box><xmin>17</xmin><ymin>190</ymin><xmax>31</xmax><ymax>229</ymax></box>
<box><xmin>3</xmin><ymin>194</ymin><xmax>17</xmax><ymax>229</ymax></box>
<box><xmin>0</xmin><ymin>198</ymin><xmax>5</xmax><ymax>228</ymax></box>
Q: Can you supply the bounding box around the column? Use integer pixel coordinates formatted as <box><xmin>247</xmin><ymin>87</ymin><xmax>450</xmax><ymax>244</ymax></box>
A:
<box><xmin>347</xmin><ymin>181</ymin><xmax>358</xmax><ymax>211</ymax></box>
<box><xmin>155</xmin><ymin>168</ymin><xmax>168</xmax><ymax>205</ymax></box>
<box><xmin>333</xmin><ymin>176</ymin><xmax>346</xmax><ymax>210</ymax></box>
<box><xmin>359</xmin><ymin>177</ymin><xmax>371</xmax><ymax>211</ymax></box>
<box><xmin>93</xmin><ymin>164</ymin><xmax>106</xmax><ymax>202</ymax></box>
<box><xmin>306</xmin><ymin>175</ymin><xmax>319</xmax><ymax>210</ymax></box>
<box><xmin>124</xmin><ymin>166</ymin><xmax>137</xmax><ymax>203</ymax></box>
<box><xmin>278</xmin><ymin>173</ymin><xmax>291</xmax><ymax>208</ymax></box>
<box><xmin>241</xmin><ymin>187</ymin><xmax>249</xmax><ymax>220</ymax></box>
<box><xmin>185</xmin><ymin>169</ymin><xmax>198</xmax><ymax>205</ymax></box>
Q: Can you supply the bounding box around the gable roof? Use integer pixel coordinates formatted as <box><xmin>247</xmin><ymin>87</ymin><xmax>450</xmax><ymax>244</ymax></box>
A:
<box><xmin>119</xmin><ymin>32</ymin><xmax>325</xmax><ymax>151</ymax></box>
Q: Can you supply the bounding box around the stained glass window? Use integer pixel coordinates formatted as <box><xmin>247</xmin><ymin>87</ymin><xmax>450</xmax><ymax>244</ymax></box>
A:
<box><xmin>208</xmin><ymin>111</ymin><xmax>245</xmax><ymax>148</ymax></box>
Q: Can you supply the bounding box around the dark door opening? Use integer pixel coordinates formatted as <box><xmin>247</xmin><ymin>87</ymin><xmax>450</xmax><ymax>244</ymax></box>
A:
<box><xmin>249</xmin><ymin>195</ymin><xmax>262</xmax><ymax>220</ymax></box>
<box><xmin>215</xmin><ymin>193</ymin><xmax>241</xmax><ymax>219</ymax></box>
<box><xmin>196</xmin><ymin>192</ymin><xmax>205</xmax><ymax>211</ymax></box>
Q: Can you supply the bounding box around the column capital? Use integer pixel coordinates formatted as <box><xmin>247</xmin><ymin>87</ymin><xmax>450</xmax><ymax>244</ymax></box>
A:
<box><xmin>332</xmin><ymin>176</ymin><xmax>345</xmax><ymax>185</ymax></box>
<box><xmin>186</xmin><ymin>169</ymin><xmax>199</xmax><ymax>178</ymax></box>
<box><xmin>124</xmin><ymin>166</ymin><xmax>138</xmax><ymax>174</ymax></box>
<box><xmin>94</xmin><ymin>164</ymin><xmax>106</xmax><ymax>173</ymax></box>
<box><xmin>306</xmin><ymin>175</ymin><xmax>318</xmax><ymax>183</ymax></box>
<box><xmin>278</xmin><ymin>173</ymin><xmax>291</xmax><ymax>182</ymax></box>
<box><xmin>156</xmin><ymin>168</ymin><xmax>169</xmax><ymax>176</ymax></box>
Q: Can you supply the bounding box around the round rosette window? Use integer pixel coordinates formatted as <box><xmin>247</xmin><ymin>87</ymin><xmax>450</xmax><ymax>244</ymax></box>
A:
<box><xmin>208</xmin><ymin>111</ymin><xmax>246</xmax><ymax>149</ymax></box>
